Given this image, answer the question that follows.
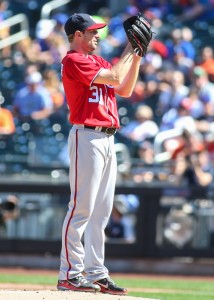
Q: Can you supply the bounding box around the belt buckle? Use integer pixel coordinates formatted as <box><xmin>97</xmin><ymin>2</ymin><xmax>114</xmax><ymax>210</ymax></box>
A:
<box><xmin>105</xmin><ymin>127</ymin><xmax>117</xmax><ymax>135</ymax></box>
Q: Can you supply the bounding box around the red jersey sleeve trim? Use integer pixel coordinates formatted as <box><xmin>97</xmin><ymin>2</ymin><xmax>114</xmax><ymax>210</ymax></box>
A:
<box><xmin>90</xmin><ymin>68</ymin><xmax>104</xmax><ymax>86</ymax></box>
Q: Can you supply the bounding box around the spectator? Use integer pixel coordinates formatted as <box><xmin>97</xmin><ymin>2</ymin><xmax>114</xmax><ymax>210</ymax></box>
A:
<box><xmin>132</xmin><ymin>140</ymin><xmax>155</xmax><ymax>183</ymax></box>
<box><xmin>181</xmin><ymin>27</ymin><xmax>195</xmax><ymax>60</ymax></box>
<box><xmin>137</xmin><ymin>140</ymin><xmax>154</xmax><ymax>164</ymax></box>
<box><xmin>166</xmin><ymin>27</ymin><xmax>195</xmax><ymax>59</ymax></box>
<box><xmin>35</xmin><ymin>19</ymin><xmax>56</xmax><ymax>51</ymax></box>
<box><xmin>0</xmin><ymin>0</ymin><xmax>11</xmax><ymax>21</ymax></box>
<box><xmin>0</xmin><ymin>0</ymin><xmax>12</xmax><ymax>57</ymax></box>
<box><xmin>92</xmin><ymin>7</ymin><xmax>111</xmax><ymax>40</ymax></box>
<box><xmin>105</xmin><ymin>194</ymin><xmax>139</xmax><ymax>242</ymax></box>
<box><xmin>0</xmin><ymin>106</ymin><xmax>15</xmax><ymax>135</ymax></box>
<box><xmin>149</xmin><ymin>39</ymin><xmax>169</xmax><ymax>60</ymax></box>
<box><xmin>12</xmin><ymin>36</ymin><xmax>44</xmax><ymax>67</ymax></box>
<box><xmin>0</xmin><ymin>92</ymin><xmax>15</xmax><ymax>135</ymax></box>
<box><xmin>159</xmin><ymin>100</ymin><xmax>198</xmax><ymax>132</ymax></box>
<box><xmin>129</xmin><ymin>0</ymin><xmax>171</xmax><ymax>19</ymax></box>
<box><xmin>172</xmin><ymin>141</ymin><xmax>213</xmax><ymax>187</ymax></box>
<box><xmin>157</xmin><ymin>70</ymin><xmax>189</xmax><ymax>117</ymax></box>
<box><xmin>25</xmin><ymin>63</ymin><xmax>40</xmax><ymax>76</ymax></box>
<box><xmin>193</xmin><ymin>66</ymin><xmax>214</xmax><ymax>104</ymax></box>
<box><xmin>13</xmin><ymin>71</ymin><xmax>53</xmax><ymax>121</ymax></box>
<box><xmin>172</xmin><ymin>46</ymin><xmax>194</xmax><ymax>81</ymax></box>
<box><xmin>181</xmin><ymin>87</ymin><xmax>204</xmax><ymax>119</ymax></box>
<box><xmin>0</xmin><ymin>194</ymin><xmax>20</xmax><ymax>237</ymax></box>
<box><xmin>198</xmin><ymin>46</ymin><xmax>214</xmax><ymax>82</ymax></box>
<box><xmin>43</xmin><ymin>69</ymin><xmax>65</xmax><ymax>111</ymax></box>
<box><xmin>165</xmin><ymin>28</ymin><xmax>195</xmax><ymax>83</ymax></box>
<box><xmin>52</xmin><ymin>13</ymin><xmax>68</xmax><ymax>39</ymax></box>
<box><xmin>34</xmin><ymin>19</ymin><xmax>67</xmax><ymax>67</ymax></box>
<box><xmin>195</xmin><ymin>98</ymin><xmax>214</xmax><ymax>138</ymax></box>
<box><xmin>119</xmin><ymin>104</ymin><xmax>159</xmax><ymax>143</ymax></box>
<box><xmin>127</xmin><ymin>79</ymin><xmax>145</xmax><ymax>104</ymax></box>
<box><xmin>99</xmin><ymin>5</ymin><xmax>139</xmax><ymax>61</ymax></box>
<box><xmin>142</xmin><ymin>80</ymin><xmax>160</xmax><ymax>117</ymax></box>
<box><xmin>173</xmin><ymin>0</ymin><xmax>214</xmax><ymax>22</ymax></box>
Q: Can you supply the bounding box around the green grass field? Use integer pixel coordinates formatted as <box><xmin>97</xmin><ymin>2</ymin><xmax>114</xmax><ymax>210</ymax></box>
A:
<box><xmin>0</xmin><ymin>272</ymin><xmax>214</xmax><ymax>300</ymax></box>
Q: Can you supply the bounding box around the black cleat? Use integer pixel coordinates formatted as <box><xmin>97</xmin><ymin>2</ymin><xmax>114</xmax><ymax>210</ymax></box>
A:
<box><xmin>94</xmin><ymin>277</ymin><xmax>128</xmax><ymax>295</ymax></box>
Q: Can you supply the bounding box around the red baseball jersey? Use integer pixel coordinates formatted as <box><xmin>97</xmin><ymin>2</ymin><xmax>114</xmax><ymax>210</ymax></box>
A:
<box><xmin>61</xmin><ymin>50</ymin><xmax>120</xmax><ymax>128</ymax></box>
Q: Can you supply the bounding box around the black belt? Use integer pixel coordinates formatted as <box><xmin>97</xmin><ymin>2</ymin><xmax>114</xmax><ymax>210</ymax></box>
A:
<box><xmin>84</xmin><ymin>125</ymin><xmax>117</xmax><ymax>135</ymax></box>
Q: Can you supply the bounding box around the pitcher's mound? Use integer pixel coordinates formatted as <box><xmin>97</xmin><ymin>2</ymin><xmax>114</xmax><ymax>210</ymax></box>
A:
<box><xmin>0</xmin><ymin>290</ymin><xmax>159</xmax><ymax>300</ymax></box>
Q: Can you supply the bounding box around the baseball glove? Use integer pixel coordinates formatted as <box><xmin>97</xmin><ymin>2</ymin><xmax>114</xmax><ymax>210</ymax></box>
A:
<box><xmin>123</xmin><ymin>13</ymin><xmax>153</xmax><ymax>57</ymax></box>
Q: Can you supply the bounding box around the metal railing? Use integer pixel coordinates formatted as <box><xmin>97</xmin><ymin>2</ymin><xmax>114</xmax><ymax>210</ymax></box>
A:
<box><xmin>153</xmin><ymin>128</ymin><xmax>183</xmax><ymax>163</ymax></box>
<box><xmin>0</xmin><ymin>14</ymin><xmax>29</xmax><ymax>50</ymax></box>
<box><xmin>41</xmin><ymin>0</ymin><xmax>71</xmax><ymax>19</ymax></box>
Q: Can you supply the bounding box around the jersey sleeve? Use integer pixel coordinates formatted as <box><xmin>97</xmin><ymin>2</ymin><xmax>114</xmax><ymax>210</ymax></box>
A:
<box><xmin>63</xmin><ymin>53</ymin><xmax>103</xmax><ymax>87</ymax></box>
<box><xmin>93</xmin><ymin>54</ymin><xmax>112</xmax><ymax>70</ymax></box>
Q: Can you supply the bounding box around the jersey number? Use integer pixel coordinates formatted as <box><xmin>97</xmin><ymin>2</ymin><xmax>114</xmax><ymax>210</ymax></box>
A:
<box><xmin>88</xmin><ymin>86</ymin><xmax>104</xmax><ymax>105</ymax></box>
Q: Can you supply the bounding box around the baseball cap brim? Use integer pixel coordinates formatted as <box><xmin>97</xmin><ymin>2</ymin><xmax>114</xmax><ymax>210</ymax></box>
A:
<box><xmin>87</xmin><ymin>23</ymin><xmax>106</xmax><ymax>30</ymax></box>
<box><xmin>64</xmin><ymin>13</ymin><xmax>107</xmax><ymax>35</ymax></box>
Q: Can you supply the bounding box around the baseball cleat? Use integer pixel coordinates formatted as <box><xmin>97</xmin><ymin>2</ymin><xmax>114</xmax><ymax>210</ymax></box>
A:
<box><xmin>94</xmin><ymin>277</ymin><xmax>128</xmax><ymax>295</ymax></box>
<box><xmin>57</xmin><ymin>275</ymin><xmax>100</xmax><ymax>292</ymax></box>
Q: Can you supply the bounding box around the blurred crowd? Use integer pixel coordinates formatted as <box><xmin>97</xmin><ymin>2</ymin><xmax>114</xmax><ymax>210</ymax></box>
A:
<box><xmin>1</xmin><ymin>0</ymin><xmax>214</xmax><ymax>187</ymax></box>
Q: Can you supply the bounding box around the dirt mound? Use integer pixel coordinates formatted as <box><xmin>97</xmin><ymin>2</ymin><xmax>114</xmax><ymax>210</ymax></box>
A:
<box><xmin>0</xmin><ymin>290</ymin><xmax>158</xmax><ymax>300</ymax></box>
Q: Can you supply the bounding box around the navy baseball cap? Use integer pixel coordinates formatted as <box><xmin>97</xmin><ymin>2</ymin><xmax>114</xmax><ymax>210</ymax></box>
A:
<box><xmin>64</xmin><ymin>13</ymin><xmax>106</xmax><ymax>35</ymax></box>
